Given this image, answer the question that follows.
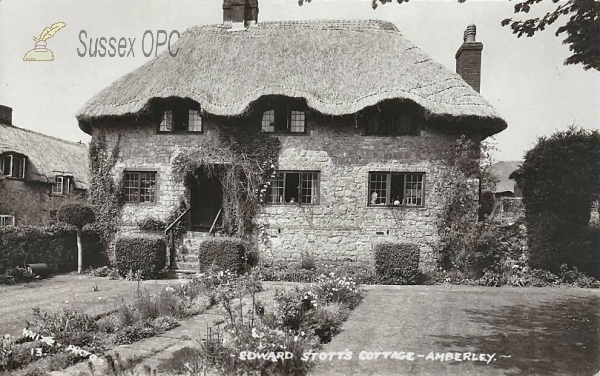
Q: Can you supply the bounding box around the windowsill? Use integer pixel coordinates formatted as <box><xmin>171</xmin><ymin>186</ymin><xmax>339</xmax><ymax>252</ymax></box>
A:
<box><xmin>52</xmin><ymin>193</ymin><xmax>72</xmax><ymax>197</ymax></box>
<box><xmin>367</xmin><ymin>204</ymin><xmax>425</xmax><ymax>208</ymax></box>
<box><xmin>123</xmin><ymin>201</ymin><xmax>157</xmax><ymax>206</ymax></box>
<box><xmin>362</xmin><ymin>133</ymin><xmax>420</xmax><ymax>137</ymax></box>
<box><xmin>262</xmin><ymin>131</ymin><xmax>308</xmax><ymax>136</ymax></box>
<box><xmin>265</xmin><ymin>203</ymin><xmax>319</xmax><ymax>206</ymax></box>
<box><xmin>2</xmin><ymin>176</ymin><xmax>25</xmax><ymax>180</ymax></box>
<box><xmin>157</xmin><ymin>130</ymin><xmax>204</xmax><ymax>134</ymax></box>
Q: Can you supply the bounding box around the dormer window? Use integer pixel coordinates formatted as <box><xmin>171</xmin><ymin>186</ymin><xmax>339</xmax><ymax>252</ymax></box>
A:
<box><xmin>261</xmin><ymin>108</ymin><xmax>306</xmax><ymax>134</ymax></box>
<box><xmin>53</xmin><ymin>175</ymin><xmax>73</xmax><ymax>195</ymax></box>
<box><xmin>1</xmin><ymin>154</ymin><xmax>26</xmax><ymax>179</ymax></box>
<box><xmin>365</xmin><ymin>113</ymin><xmax>417</xmax><ymax>136</ymax></box>
<box><xmin>158</xmin><ymin>100</ymin><xmax>202</xmax><ymax>133</ymax></box>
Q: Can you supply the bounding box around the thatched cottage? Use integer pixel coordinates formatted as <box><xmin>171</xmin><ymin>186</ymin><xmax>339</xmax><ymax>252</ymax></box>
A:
<box><xmin>0</xmin><ymin>105</ymin><xmax>89</xmax><ymax>226</ymax></box>
<box><xmin>77</xmin><ymin>1</ymin><xmax>507</xmax><ymax>271</ymax></box>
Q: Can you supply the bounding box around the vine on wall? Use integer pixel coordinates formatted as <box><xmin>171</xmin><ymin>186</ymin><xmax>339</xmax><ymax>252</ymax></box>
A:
<box><xmin>88</xmin><ymin>131</ymin><xmax>124</xmax><ymax>259</ymax></box>
<box><xmin>171</xmin><ymin>126</ymin><xmax>281</xmax><ymax>238</ymax></box>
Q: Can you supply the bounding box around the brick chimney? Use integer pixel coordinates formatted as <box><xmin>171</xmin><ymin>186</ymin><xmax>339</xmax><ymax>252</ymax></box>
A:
<box><xmin>223</xmin><ymin>0</ymin><xmax>258</xmax><ymax>28</ymax></box>
<box><xmin>455</xmin><ymin>24</ymin><xmax>483</xmax><ymax>93</ymax></box>
<box><xmin>0</xmin><ymin>105</ymin><xmax>12</xmax><ymax>125</ymax></box>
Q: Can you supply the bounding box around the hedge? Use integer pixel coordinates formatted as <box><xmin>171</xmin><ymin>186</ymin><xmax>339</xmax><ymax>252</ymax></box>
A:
<box><xmin>114</xmin><ymin>235</ymin><xmax>167</xmax><ymax>279</ymax></box>
<box><xmin>197</xmin><ymin>237</ymin><xmax>251</xmax><ymax>274</ymax></box>
<box><xmin>0</xmin><ymin>225</ymin><xmax>103</xmax><ymax>274</ymax></box>
<box><xmin>373</xmin><ymin>242</ymin><xmax>422</xmax><ymax>285</ymax></box>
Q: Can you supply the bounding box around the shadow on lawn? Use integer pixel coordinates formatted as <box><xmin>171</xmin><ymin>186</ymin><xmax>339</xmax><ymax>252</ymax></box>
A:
<box><xmin>431</xmin><ymin>295</ymin><xmax>600</xmax><ymax>376</ymax></box>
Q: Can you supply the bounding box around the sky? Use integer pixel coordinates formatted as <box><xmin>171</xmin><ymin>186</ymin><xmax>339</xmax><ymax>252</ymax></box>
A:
<box><xmin>0</xmin><ymin>0</ymin><xmax>598</xmax><ymax>162</ymax></box>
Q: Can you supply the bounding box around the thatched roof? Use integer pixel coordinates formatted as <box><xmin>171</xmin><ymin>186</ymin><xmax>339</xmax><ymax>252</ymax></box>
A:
<box><xmin>77</xmin><ymin>19</ymin><xmax>507</xmax><ymax>136</ymax></box>
<box><xmin>492</xmin><ymin>160</ymin><xmax>521</xmax><ymax>194</ymax></box>
<box><xmin>0</xmin><ymin>123</ymin><xmax>89</xmax><ymax>189</ymax></box>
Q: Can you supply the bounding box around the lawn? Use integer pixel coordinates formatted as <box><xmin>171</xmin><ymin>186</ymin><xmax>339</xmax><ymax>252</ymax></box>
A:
<box><xmin>0</xmin><ymin>273</ymin><xmax>170</xmax><ymax>338</ymax></box>
<box><xmin>311</xmin><ymin>285</ymin><xmax>600</xmax><ymax>376</ymax></box>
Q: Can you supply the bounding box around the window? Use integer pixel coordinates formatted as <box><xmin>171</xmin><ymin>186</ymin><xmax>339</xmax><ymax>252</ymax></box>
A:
<box><xmin>124</xmin><ymin>171</ymin><xmax>157</xmax><ymax>203</ymax></box>
<box><xmin>52</xmin><ymin>176</ymin><xmax>72</xmax><ymax>195</ymax></box>
<box><xmin>159</xmin><ymin>108</ymin><xmax>202</xmax><ymax>132</ymax></box>
<box><xmin>261</xmin><ymin>108</ymin><xmax>305</xmax><ymax>133</ymax></box>
<box><xmin>365</xmin><ymin>113</ymin><xmax>418</xmax><ymax>136</ymax></box>
<box><xmin>1</xmin><ymin>154</ymin><xmax>26</xmax><ymax>179</ymax></box>
<box><xmin>368</xmin><ymin>172</ymin><xmax>424</xmax><ymax>206</ymax></box>
<box><xmin>0</xmin><ymin>215</ymin><xmax>15</xmax><ymax>226</ymax></box>
<box><xmin>266</xmin><ymin>171</ymin><xmax>319</xmax><ymax>205</ymax></box>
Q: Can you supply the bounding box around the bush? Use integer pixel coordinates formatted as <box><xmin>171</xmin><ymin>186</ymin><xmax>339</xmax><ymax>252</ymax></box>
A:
<box><xmin>0</xmin><ymin>225</ymin><xmax>103</xmax><ymax>275</ymax></box>
<box><xmin>313</xmin><ymin>272</ymin><xmax>363</xmax><ymax>309</ymax></box>
<box><xmin>374</xmin><ymin>242</ymin><xmax>422</xmax><ymax>285</ymax></box>
<box><xmin>136</xmin><ymin>217</ymin><xmax>167</xmax><ymax>232</ymax></box>
<box><xmin>197</xmin><ymin>237</ymin><xmax>249</xmax><ymax>274</ymax></box>
<box><xmin>25</xmin><ymin>307</ymin><xmax>100</xmax><ymax>351</ymax></box>
<box><xmin>305</xmin><ymin>303</ymin><xmax>350</xmax><ymax>344</ymax></box>
<box><xmin>114</xmin><ymin>235</ymin><xmax>167</xmax><ymax>279</ymax></box>
<box><xmin>56</xmin><ymin>202</ymin><xmax>95</xmax><ymax>229</ymax></box>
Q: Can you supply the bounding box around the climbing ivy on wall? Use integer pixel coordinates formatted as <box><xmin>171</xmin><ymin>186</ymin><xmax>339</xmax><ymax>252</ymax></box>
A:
<box><xmin>171</xmin><ymin>125</ymin><xmax>281</xmax><ymax>237</ymax></box>
<box><xmin>88</xmin><ymin>131</ymin><xmax>124</xmax><ymax>258</ymax></box>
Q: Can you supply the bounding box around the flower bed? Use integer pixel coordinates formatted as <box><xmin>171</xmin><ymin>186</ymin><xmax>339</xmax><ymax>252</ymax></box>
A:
<box><xmin>0</xmin><ymin>270</ymin><xmax>229</xmax><ymax>374</ymax></box>
<box><xmin>160</xmin><ymin>271</ymin><xmax>365</xmax><ymax>375</ymax></box>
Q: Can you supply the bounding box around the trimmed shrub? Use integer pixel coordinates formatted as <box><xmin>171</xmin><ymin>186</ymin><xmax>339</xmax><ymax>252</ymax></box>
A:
<box><xmin>137</xmin><ymin>217</ymin><xmax>167</xmax><ymax>232</ymax></box>
<box><xmin>114</xmin><ymin>235</ymin><xmax>167</xmax><ymax>279</ymax></box>
<box><xmin>197</xmin><ymin>237</ymin><xmax>249</xmax><ymax>274</ymax></box>
<box><xmin>374</xmin><ymin>242</ymin><xmax>422</xmax><ymax>285</ymax></box>
<box><xmin>0</xmin><ymin>225</ymin><xmax>103</xmax><ymax>275</ymax></box>
<box><xmin>56</xmin><ymin>202</ymin><xmax>95</xmax><ymax>229</ymax></box>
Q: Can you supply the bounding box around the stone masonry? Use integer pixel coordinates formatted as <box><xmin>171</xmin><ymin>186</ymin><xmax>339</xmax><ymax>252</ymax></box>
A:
<box><xmin>97</xmin><ymin>110</ymin><xmax>478</xmax><ymax>271</ymax></box>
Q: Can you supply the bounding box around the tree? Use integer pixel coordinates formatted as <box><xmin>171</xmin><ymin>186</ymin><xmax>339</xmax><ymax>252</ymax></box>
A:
<box><xmin>299</xmin><ymin>0</ymin><xmax>600</xmax><ymax>71</ymax></box>
<box><xmin>56</xmin><ymin>202</ymin><xmax>95</xmax><ymax>273</ymax></box>
<box><xmin>511</xmin><ymin>126</ymin><xmax>600</xmax><ymax>275</ymax></box>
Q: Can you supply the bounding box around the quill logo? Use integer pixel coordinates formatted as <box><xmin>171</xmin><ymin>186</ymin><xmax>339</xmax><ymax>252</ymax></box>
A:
<box><xmin>23</xmin><ymin>22</ymin><xmax>66</xmax><ymax>62</ymax></box>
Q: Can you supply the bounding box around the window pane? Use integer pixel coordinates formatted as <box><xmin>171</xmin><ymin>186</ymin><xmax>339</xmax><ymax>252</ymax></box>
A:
<box><xmin>15</xmin><ymin>157</ymin><xmax>25</xmax><ymax>179</ymax></box>
<box><xmin>290</xmin><ymin>111</ymin><xmax>305</xmax><ymax>133</ymax></box>
<box><xmin>405</xmin><ymin>173</ymin><xmax>424</xmax><ymax>206</ymax></box>
<box><xmin>139</xmin><ymin>172</ymin><xmax>156</xmax><ymax>203</ymax></box>
<box><xmin>189</xmin><ymin>109</ymin><xmax>202</xmax><ymax>132</ymax></box>
<box><xmin>267</xmin><ymin>172</ymin><xmax>284</xmax><ymax>203</ymax></box>
<box><xmin>300</xmin><ymin>172</ymin><xmax>318</xmax><ymax>204</ymax></box>
<box><xmin>2</xmin><ymin>155</ymin><xmax>11</xmax><ymax>176</ymax></box>
<box><xmin>284</xmin><ymin>173</ymin><xmax>300</xmax><ymax>203</ymax></box>
<box><xmin>125</xmin><ymin>173</ymin><xmax>140</xmax><ymax>202</ymax></box>
<box><xmin>369</xmin><ymin>173</ymin><xmax>388</xmax><ymax>205</ymax></box>
<box><xmin>261</xmin><ymin>110</ymin><xmax>275</xmax><ymax>133</ymax></box>
<box><xmin>390</xmin><ymin>174</ymin><xmax>405</xmax><ymax>205</ymax></box>
<box><xmin>53</xmin><ymin>176</ymin><xmax>63</xmax><ymax>194</ymax></box>
<box><xmin>160</xmin><ymin>110</ymin><xmax>173</xmax><ymax>131</ymax></box>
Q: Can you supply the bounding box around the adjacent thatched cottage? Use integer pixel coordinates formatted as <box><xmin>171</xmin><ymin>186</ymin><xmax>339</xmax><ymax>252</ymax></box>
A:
<box><xmin>77</xmin><ymin>2</ymin><xmax>507</xmax><ymax>271</ymax></box>
<box><xmin>0</xmin><ymin>105</ymin><xmax>89</xmax><ymax>226</ymax></box>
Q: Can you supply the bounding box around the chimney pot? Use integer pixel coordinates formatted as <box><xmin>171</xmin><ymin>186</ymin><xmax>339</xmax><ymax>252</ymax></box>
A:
<box><xmin>464</xmin><ymin>24</ymin><xmax>477</xmax><ymax>43</ymax></box>
<box><xmin>0</xmin><ymin>105</ymin><xmax>12</xmax><ymax>126</ymax></box>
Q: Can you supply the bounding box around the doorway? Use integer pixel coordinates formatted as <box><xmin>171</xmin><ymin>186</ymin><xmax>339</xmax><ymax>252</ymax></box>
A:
<box><xmin>190</xmin><ymin>168</ymin><xmax>223</xmax><ymax>231</ymax></box>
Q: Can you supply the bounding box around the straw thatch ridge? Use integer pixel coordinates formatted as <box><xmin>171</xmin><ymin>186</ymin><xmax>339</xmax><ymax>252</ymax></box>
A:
<box><xmin>77</xmin><ymin>19</ymin><xmax>507</xmax><ymax>136</ymax></box>
<box><xmin>492</xmin><ymin>160</ymin><xmax>521</xmax><ymax>194</ymax></box>
<box><xmin>0</xmin><ymin>123</ymin><xmax>89</xmax><ymax>189</ymax></box>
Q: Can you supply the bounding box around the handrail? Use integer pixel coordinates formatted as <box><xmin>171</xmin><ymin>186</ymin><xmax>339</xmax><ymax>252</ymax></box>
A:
<box><xmin>165</xmin><ymin>206</ymin><xmax>191</xmax><ymax>234</ymax></box>
<box><xmin>209</xmin><ymin>207</ymin><xmax>223</xmax><ymax>235</ymax></box>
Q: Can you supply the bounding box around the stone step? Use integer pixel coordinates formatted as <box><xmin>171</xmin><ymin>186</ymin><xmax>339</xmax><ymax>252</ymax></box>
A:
<box><xmin>174</xmin><ymin>261</ymin><xmax>199</xmax><ymax>271</ymax></box>
<box><xmin>177</xmin><ymin>254</ymin><xmax>199</xmax><ymax>263</ymax></box>
<box><xmin>166</xmin><ymin>268</ymin><xmax>198</xmax><ymax>279</ymax></box>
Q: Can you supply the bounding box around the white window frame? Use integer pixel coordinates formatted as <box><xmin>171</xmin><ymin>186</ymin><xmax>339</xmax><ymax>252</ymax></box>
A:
<box><xmin>368</xmin><ymin>172</ymin><xmax>425</xmax><ymax>207</ymax></box>
<box><xmin>159</xmin><ymin>108</ymin><xmax>203</xmax><ymax>132</ymax></box>
<box><xmin>0</xmin><ymin>215</ymin><xmax>15</xmax><ymax>226</ymax></box>
<box><xmin>261</xmin><ymin>108</ymin><xmax>306</xmax><ymax>134</ymax></box>
<box><xmin>53</xmin><ymin>176</ymin><xmax>71</xmax><ymax>195</ymax></box>
<box><xmin>1</xmin><ymin>154</ymin><xmax>26</xmax><ymax>179</ymax></box>
<box><xmin>266</xmin><ymin>171</ymin><xmax>320</xmax><ymax>205</ymax></box>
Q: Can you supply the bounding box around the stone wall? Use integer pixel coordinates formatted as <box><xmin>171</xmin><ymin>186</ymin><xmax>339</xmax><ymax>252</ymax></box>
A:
<box><xmin>0</xmin><ymin>179</ymin><xmax>85</xmax><ymax>226</ymax></box>
<box><xmin>95</xmin><ymin>110</ymin><xmax>477</xmax><ymax>270</ymax></box>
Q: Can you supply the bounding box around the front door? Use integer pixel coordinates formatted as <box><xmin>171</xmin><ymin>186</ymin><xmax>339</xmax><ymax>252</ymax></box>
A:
<box><xmin>190</xmin><ymin>170</ymin><xmax>223</xmax><ymax>231</ymax></box>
